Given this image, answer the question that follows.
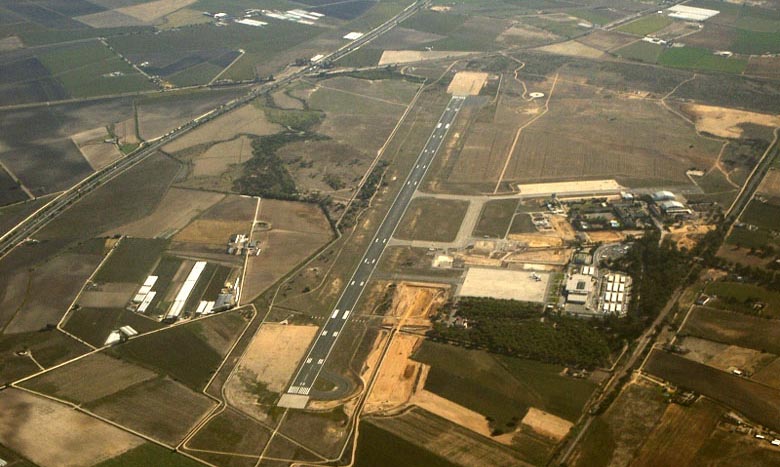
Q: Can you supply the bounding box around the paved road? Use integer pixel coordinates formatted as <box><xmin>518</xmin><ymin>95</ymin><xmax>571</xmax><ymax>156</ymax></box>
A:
<box><xmin>285</xmin><ymin>96</ymin><xmax>466</xmax><ymax>398</ymax></box>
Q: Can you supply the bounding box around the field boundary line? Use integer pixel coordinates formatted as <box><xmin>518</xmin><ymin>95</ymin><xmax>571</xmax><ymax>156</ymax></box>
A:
<box><xmin>209</xmin><ymin>49</ymin><xmax>246</xmax><ymax>85</ymax></box>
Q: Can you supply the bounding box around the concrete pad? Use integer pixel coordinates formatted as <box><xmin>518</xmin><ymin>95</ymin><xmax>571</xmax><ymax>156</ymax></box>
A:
<box><xmin>517</xmin><ymin>179</ymin><xmax>622</xmax><ymax>196</ymax></box>
<box><xmin>277</xmin><ymin>394</ymin><xmax>309</xmax><ymax>409</ymax></box>
<box><xmin>458</xmin><ymin>267</ymin><xmax>549</xmax><ymax>302</ymax></box>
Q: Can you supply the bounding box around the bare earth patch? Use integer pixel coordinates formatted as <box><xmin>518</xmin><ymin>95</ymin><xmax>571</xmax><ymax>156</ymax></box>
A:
<box><xmin>0</xmin><ymin>389</ymin><xmax>143</xmax><ymax>467</ymax></box>
<box><xmin>412</xmin><ymin>389</ymin><xmax>497</xmax><ymax>439</ymax></box>
<box><xmin>448</xmin><ymin>71</ymin><xmax>489</xmax><ymax>96</ymax></box>
<box><xmin>0</xmin><ymin>36</ymin><xmax>23</xmax><ymax>52</ymax></box>
<box><xmin>521</xmin><ymin>407</ymin><xmax>573</xmax><ymax>440</ymax></box>
<box><xmin>236</xmin><ymin>324</ymin><xmax>317</xmax><ymax>392</ymax></box>
<box><xmin>118</xmin><ymin>0</ymin><xmax>196</xmax><ymax>22</ymax></box>
<box><xmin>536</xmin><ymin>41</ymin><xmax>605</xmax><ymax>59</ymax></box>
<box><xmin>683</xmin><ymin>103</ymin><xmax>780</xmax><ymax>139</ymax></box>
<box><xmin>378</xmin><ymin>50</ymin><xmax>472</xmax><ymax>65</ymax></box>
<box><xmin>365</xmin><ymin>334</ymin><xmax>424</xmax><ymax>413</ymax></box>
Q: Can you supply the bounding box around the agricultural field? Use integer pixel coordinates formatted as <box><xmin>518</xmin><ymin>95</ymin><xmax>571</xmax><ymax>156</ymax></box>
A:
<box><xmin>630</xmin><ymin>398</ymin><xmax>724</xmax><ymax>467</ymax></box>
<box><xmin>658</xmin><ymin>47</ymin><xmax>747</xmax><ymax>74</ymax></box>
<box><xmin>704</xmin><ymin>281</ymin><xmax>780</xmax><ymax>318</ymax></box>
<box><xmin>0</xmin><ymin>388</ymin><xmax>144</xmax><ymax>467</ymax></box>
<box><xmin>361</xmin><ymin>408</ymin><xmax>541</xmax><ymax>467</ymax></box>
<box><xmin>111</xmin><ymin>310</ymin><xmax>250</xmax><ymax>390</ymax></box>
<box><xmin>613</xmin><ymin>41</ymin><xmax>664</xmax><ymax>64</ymax></box>
<box><xmin>87</xmin><ymin>376</ymin><xmax>216</xmax><ymax>445</ymax></box>
<box><xmin>616</xmin><ymin>14</ymin><xmax>674</xmax><ymax>36</ymax></box>
<box><xmin>682</xmin><ymin>307</ymin><xmax>780</xmax><ymax>355</ymax></box>
<box><xmin>413</xmin><ymin>341</ymin><xmax>596</xmax><ymax>430</ymax></box>
<box><xmin>0</xmin><ymin>328</ymin><xmax>88</xmax><ymax>385</ymax></box>
<box><xmin>0</xmin><ymin>242</ymin><xmax>104</xmax><ymax>334</ymax></box>
<box><xmin>63</xmin><ymin>307</ymin><xmax>163</xmax><ymax>347</ymax></box>
<box><xmin>644</xmin><ymin>349</ymin><xmax>780</xmax><ymax>432</ymax></box>
<box><xmin>395</xmin><ymin>197</ymin><xmax>468</xmax><ymax>242</ymax></box>
<box><xmin>570</xmin><ymin>379</ymin><xmax>668</xmax><ymax>467</ymax></box>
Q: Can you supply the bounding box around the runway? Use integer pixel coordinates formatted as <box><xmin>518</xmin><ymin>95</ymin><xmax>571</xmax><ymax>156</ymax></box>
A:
<box><xmin>282</xmin><ymin>95</ymin><xmax>466</xmax><ymax>402</ymax></box>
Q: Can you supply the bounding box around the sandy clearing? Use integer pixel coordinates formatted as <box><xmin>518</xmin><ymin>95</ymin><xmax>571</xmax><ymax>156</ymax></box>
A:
<box><xmin>0</xmin><ymin>36</ymin><xmax>23</xmax><ymax>52</ymax></box>
<box><xmin>683</xmin><ymin>103</ymin><xmax>780</xmax><ymax>139</ymax></box>
<box><xmin>236</xmin><ymin>323</ymin><xmax>318</xmax><ymax>392</ymax></box>
<box><xmin>447</xmin><ymin>71</ymin><xmax>489</xmax><ymax>96</ymax></box>
<box><xmin>365</xmin><ymin>334</ymin><xmax>424</xmax><ymax>413</ymax></box>
<box><xmin>163</xmin><ymin>104</ymin><xmax>281</xmax><ymax>153</ymax></box>
<box><xmin>105</xmin><ymin>188</ymin><xmax>224</xmax><ymax>239</ymax></box>
<box><xmin>23</xmin><ymin>353</ymin><xmax>156</xmax><ymax>403</ymax></box>
<box><xmin>521</xmin><ymin>407</ymin><xmax>572</xmax><ymax>440</ymax></box>
<box><xmin>118</xmin><ymin>0</ymin><xmax>196</xmax><ymax>22</ymax></box>
<box><xmin>536</xmin><ymin>40</ymin><xmax>605</xmax><ymax>58</ymax></box>
<box><xmin>497</xmin><ymin>25</ymin><xmax>558</xmax><ymax>43</ymax></box>
<box><xmin>758</xmin><ymin>169</ymin><xmax>780</xmax><ymax>197</ymax></box>
<box><xmin>75</xmin><ymin>10</ymin><xmax>145</xmax><ymax>28</ymax></box>
<box><xmin>378</xmin><ymin>50</ymin><xmax>472</xmax><ymax>65</ymax></box>
<box><xmin>192</xmin><ymin>136</ymin><xmax>252</xmax><ymax>177</ymax></box>
<box><xmin>0</xmin><ymin>389</ymin><xmax>143</xmax><ymax>467</ymax></box>
<box><xmin>412</xmin><ymin>390</ymin><xmax>494</xmax><ymax>439</ymax></box>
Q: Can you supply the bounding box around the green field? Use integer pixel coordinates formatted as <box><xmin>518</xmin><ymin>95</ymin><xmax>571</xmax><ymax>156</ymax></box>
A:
<box><xmin>355</xmin><ymin>420</ymin><xmax>459</xmax><ymax>467</ymax></box>
<box><xmin>37</xmin><ymin>41</ymin><xmax>155</xmax><ymax>97</ymax></box>
<box><xmin>740</xmin><ymin>199</ymin><xmax>780</xmax><ymax>231</ymax></box>
<box><xmin>658</xmin><ymin>47</ymin><xmax>747</xmax><ymax>73</ymax></box>
<box><xmin>64</xmin><ymin>307</ymin><xmax>163</xmax><ymax>347</ymax></box>
<box><xmin>705</xmin><ymin>281</ymin><xmax>780</xmax><ymax>318</ymax></box>
<box><xmin>567</xmin><ymin>9</ymin><xmax>614</xmax><ymax>26</ymax></box>
<box><xmin>93</xmin><ymin>238</ymin><xmax>167</xmax><ymax>283</ymax></box>
<box><xmin>413</xmin><ymin>341</ymin><xmax>596</xmax><ymax>429</ymax></box>
<box><xmin>616</xmin><ymin>14</ymin><xmax>673</xmax><ymax>36</ymax></box>
<box><xmin>734</xmin><ymin>29</ymin><xmax>780</xmax><ymax>55</ymax></box>
<box><xmin>111</xmin><ymin>312</ymin><xmax>246</xmax><ymax>390</ymax></box>
<box><xmin>93</xmin><ymin>443</ymin><xmax>202</xmax><ymax>467</ymax></box>
<box><xmin>335</xmin><ymin>48</ymin><xmax>383</xmax><ymax>68</ymax></box>
<box><xmin>401</xmin><ymin>11</ymin><xmax>467</xmax><ymax>35</ymax></box>
<box><xmin>614</xmin><ymin>41</ymin><xmax>664</xmax><ymax>64</ymax></box>
<box><xmin>472</xmin><ymin>199</ymin><xmax>517</xmax><ymax>238</ymax></box>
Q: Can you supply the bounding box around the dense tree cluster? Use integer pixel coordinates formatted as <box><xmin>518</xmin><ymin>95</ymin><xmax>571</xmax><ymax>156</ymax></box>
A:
<box><xmin>233</xmin><ymin>133</ymin><xmax>299</xmax><ymax>199</ymax></box>
<box><xmin>428</xmin><ymin>298</ymin><xmax>610</xmax><ymax>369</ymax></box>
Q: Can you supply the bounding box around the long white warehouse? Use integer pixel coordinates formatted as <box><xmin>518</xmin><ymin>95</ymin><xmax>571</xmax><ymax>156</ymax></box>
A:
<box><xmin>166</xmin><ymin>261</ymin><xmax>207</xmax><ymax>320</ymax></box>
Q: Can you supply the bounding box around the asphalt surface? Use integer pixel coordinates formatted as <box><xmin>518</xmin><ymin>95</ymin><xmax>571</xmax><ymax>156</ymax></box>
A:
<box><xmin>286</xmin><ymin>95</ymin><xmax>466</xmax><ymax>397</ymax></box>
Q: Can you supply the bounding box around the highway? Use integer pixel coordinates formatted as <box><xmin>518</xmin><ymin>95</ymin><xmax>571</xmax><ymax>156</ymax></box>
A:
<box><xmin>286</xmin><ymin>95</ymin><xmax>466</xmax><ymax>398</ymax></box>
<box><xmin>0</xmin><ymin>1</ymin><xmax>427</xmax><ymax>260</ymax></box>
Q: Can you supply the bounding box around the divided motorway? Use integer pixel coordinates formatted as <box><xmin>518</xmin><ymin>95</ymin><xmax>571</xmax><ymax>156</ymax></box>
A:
<box><xmin>286</xmin><ymin>95</ymin><xmax>466</xmax><ymax>398</ymax></box>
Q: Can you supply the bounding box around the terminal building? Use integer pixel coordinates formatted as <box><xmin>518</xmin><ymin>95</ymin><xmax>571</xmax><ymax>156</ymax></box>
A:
<box><xmin>565</xmin><ymin>273</ymin><xmax>594</xmax><ymax>305</ymax></box>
